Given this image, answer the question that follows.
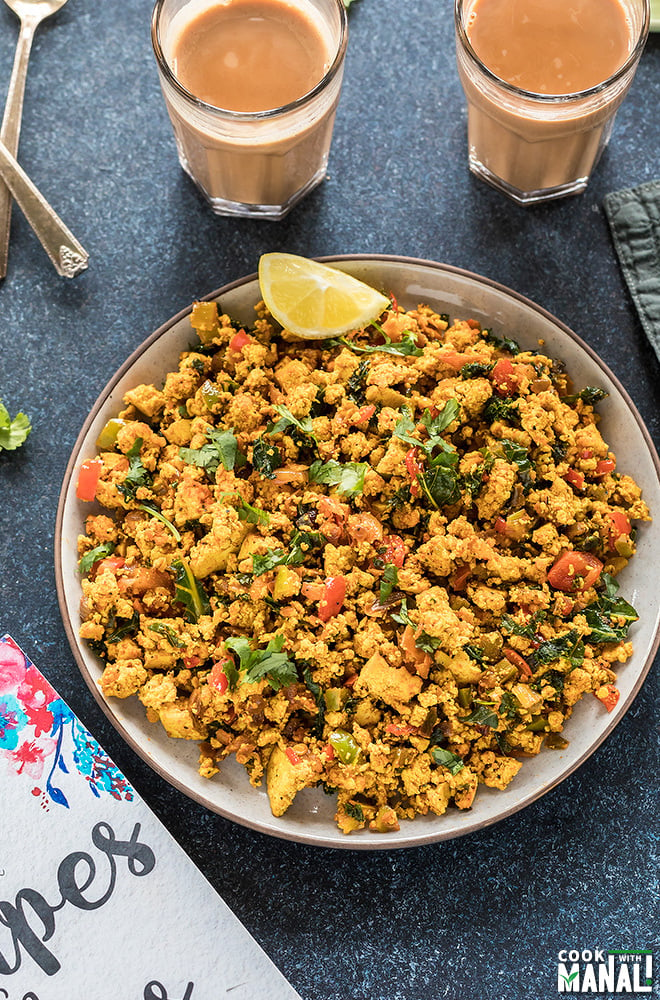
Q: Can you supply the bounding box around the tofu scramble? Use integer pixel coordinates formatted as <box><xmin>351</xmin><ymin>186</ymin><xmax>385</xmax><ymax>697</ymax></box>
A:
<box><xmin>76</xmin><ymin>296</ymin><xmax>650</xmax><ymax>834</ymax></box>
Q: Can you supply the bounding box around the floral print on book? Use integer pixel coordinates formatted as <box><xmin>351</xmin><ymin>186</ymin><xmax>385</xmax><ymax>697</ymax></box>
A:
<box><xmin>0</xmin><ymin>635</ymin><xmax>133</xmax><ymax>807</ymax></box>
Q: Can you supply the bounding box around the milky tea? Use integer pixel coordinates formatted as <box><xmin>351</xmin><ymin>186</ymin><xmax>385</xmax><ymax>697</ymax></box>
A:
<box><xmin>152</xmin><ymin>0</ymin><xmax>348</xmax><ymax>218</ymax></box>
<box><xmin>454</xmin><ymin>0</ymin><xmax>650</xmax><ymax>203</ymax></box>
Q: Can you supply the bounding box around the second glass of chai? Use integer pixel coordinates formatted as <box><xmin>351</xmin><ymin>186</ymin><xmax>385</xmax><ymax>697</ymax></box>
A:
<box><xmin>455</xmin><ymin>0</ymin><xmax>650</xmax><ymax>205</ymax></box>
<box><xmin>152</xmin><ymin>0</ymin><xmax>348</xmax><ymax>219</ymax></box>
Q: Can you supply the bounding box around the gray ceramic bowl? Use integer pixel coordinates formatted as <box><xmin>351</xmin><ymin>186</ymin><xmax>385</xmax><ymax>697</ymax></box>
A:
<box><xmin>55</xmin><ymin>255</ymin><xmax>660</xmax><ymax>849</ymax></box>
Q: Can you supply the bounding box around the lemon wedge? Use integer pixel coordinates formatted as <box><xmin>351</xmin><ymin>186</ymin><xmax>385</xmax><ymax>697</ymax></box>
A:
<box><xmin>258</xmin><ymin>253</ymin><xmax>391</xmax><ymax>340</ymax></box>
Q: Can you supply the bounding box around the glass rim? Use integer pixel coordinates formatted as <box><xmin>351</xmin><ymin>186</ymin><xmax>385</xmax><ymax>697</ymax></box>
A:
<box><xmin>151</xmin><ymin>0</ymin><xmax>348</xmax><ymax>122</ymax></box>
<box><xmin>454</xmin><ymin>0</ymin><xmax>650</xmax><ymax>104</ymax></box>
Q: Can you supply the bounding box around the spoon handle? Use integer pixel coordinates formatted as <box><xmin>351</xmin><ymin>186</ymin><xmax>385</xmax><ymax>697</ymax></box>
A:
<box><xmin>0</xmin><ymin>135</ymin><xmax>88</xmax><ymax>278</ymax></box>
<box><xmin>0</xmin><ymin>18</ymin><xmax>37</xmax><ymax>279</ymax></box>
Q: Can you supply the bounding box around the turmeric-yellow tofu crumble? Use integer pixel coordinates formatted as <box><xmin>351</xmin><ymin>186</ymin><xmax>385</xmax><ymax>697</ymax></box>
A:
<box><xmin>76</xmin><ymin>297</ymin><xmax>650</xmax><ymax>834</ymax></box>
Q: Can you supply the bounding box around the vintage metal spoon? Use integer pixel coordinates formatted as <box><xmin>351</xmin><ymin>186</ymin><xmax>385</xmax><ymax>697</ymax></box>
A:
<box><xmin>0</xmin><ymin>134</ymin><xmax>88</xmax><ymax>277</ymax></box>
<box><xmin>0</xmin><ymin>0</ymin><xmax>72</xmax><ymax>279</ymax></box>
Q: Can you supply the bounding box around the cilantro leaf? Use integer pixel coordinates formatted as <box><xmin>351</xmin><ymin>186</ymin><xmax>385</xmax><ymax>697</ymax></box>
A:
<box><xmin>179</xmin><ymin>426</ymin><xmax>245</xmax><ymax>476</ymax></box>
<box><xmin>117</xmin><ymin>438</ymin><xmax>152</xmax><ymax>501</ymax></box>
<box><xmin>224</xmin><ymin>634</ymin><xmax>297</xmax><ymax>690</ymax></box>
<box><xmin>79</xmin><ymin>542</ymin><xmax>115</xmax><ymax>575</ymax></box>
<box><xmin>268</xmin><ymin>404</ymin><xmax>318</xmax><ymax>445</ymax></box>
<box><xmin>308</xmin><ymin>458</ymin><xmax>369</xmax><ymax>497</ymax></box>
<box><xmin>219</xmin><ymin>491</ymin><xmax>270</xmax><ymax>526</ymax></box>
<box><xmin>251</xmin><ymin>530</ymin><xmax>323</xmax><ymax>576</ymax></box>
<box><xmin>0</xmin><ymin>400</ymin><xmax>31</xmax><ymax>452</ymax></box>
<box><xmin>334</xmin><ymin>326</ymin><xmax>423</xmax><ymax>358</ymax></box>
<box><xmin>379</xmin><ymin>563</ymin><xmax>399</xmax><ymax>603</ymax></box>
<box><xmin>252</xmin><ymin>549</ymin><xmax>287</xmax><ymax>576</ymax></box>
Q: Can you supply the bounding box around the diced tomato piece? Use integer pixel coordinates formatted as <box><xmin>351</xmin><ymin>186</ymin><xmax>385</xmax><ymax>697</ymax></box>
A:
<box><xmin>209</xmin><ymin>660</ymin><xmax>232</xmax><ymax>694</ymax></box>
<box><xmin>285</xmin><ymin>747</ymin><xmax>302</xmax><ymax>765</ymax></box>
<box><xmin>494</xmin><ymin>516</ymin><xmax>508</xmax><ymax>534</ymax></box>
<box><xmin>76</xmin><ymin>457</ymin><xmax>103</xmax><ymax>502</ymax></box>
<box><xmin>184</xmin><ymin>654</ymin><xmax>202</xmax><ymax>669</ymax></box>
<box><xmin>580</xmin><ymin>448</ymin><xmax>593</xmax><ymax>459</ymax></box>
<box><xmin>595</xmin><ymin>684</ymin><xmax>620</xmax><ymax>713</ymax></box>
<box><xmin>563</xmin><ymin>469</ymin><xmax>585</xmax><ymax>491</ymax></box>
<box><xmin>228</xmin><ymin>329</ymin><xmax>253</xmax><ymax>352</ymax></box>
<box><xmin>351</xmin><ymin>404</ymin><xmax>376</xmax><ymax>426</ymax></box>
<box><xmin>323</xmin><ymin>743</ymin><xmax>335</xmax><ymax>760</ymax></box>
<box><xmin>91</xmin><ymin>555</ymin><xmax>125</xmax><ymax>579</ymax></box>
<box><xmin>301</xmin><ymin>581</ymin><xmax>325</xmax><ymax>601</ymax></box>
<box><xmin>595</xmin><ymin>458</ymin><xmax>616</xmax><ymax>477</ymax></box>
<box><xmin>405</xmin><ymin>447</ymin><xmax>423</xmax><ymax>498</ymax></box>
<box><xmin>490</xmin><ymin>358</ymin><xmax>520</xmax><ymax>396</ymax></box>
<box><xmin>438</xmin><ymin>349</ymin><xmax>490</xmax><ymax>371</ymax></box>
<box><xmin>547</xmin><ymin>550</ymin><xmax>603</xmax><ymax>593</ymax></box>
<box><xmin>318</xmin><ymin>576</ymin><xmax>347</xmax><ymax>622</ymax></box>
<box><xmin>607</xmin><ymin>511</ymin><xmax>632</xmax><ymax>547</ymax></box>
<box><xmin>503</xmin><ymin>646</ymin><xmax>532</xmax><ymax>679</ymax></box>
<box><xmin>385</xmin><ymin>723</ymin><xmax>414</xmax><ymax>737</ymax></box>
<box><xmin>382</xmin><ymin>534</ymin><xmax>406</xmax><ymax>568</ymax></box>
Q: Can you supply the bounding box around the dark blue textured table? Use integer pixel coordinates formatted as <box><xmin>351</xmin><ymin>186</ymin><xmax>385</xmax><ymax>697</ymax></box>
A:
<box><xmin>0</xmin><ymin>2</ymin><xmax>658</xmax><ymax>998</ymax></box>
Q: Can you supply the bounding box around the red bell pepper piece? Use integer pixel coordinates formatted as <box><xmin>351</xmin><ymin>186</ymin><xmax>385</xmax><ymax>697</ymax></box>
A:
<box><xmin>607</xmin><ymin>511</ymin><xmax>632</xmax><ymax>548</ymax></box>
<box><xmin>209</xmin><ymin>659</ymin><xmax>232</xmax><ymax>694</ymax></box>
<box><xmin>595</xmin><ymin>458</ymin><xmax>616</xmax><ymax>476</ymax></box>
<box><xmin>76</xmin><ymin>458</ymin><xmax>103</xmax><ymax>502</ymax></box>
<box><xmin>382</xmin><ymin>534</ymin><xmax>406</xmax><ymax>569</ymax></box>
<box><xmin>595</xmin><ymin>684</ymin><xmax>620</xmax><ymax>712</ymax></box>
<box><xmin>405</xmin><ymin>447</ymin><xmax>423</xmax><ymax>498</ymax></box>
<box><xmin>563</xmin><ymin>469</ymin><xmax>585</xmax><ymax>491</ymax></box>
<box><xmin>490</xmin><ymin>358</ymin><xmax>520</xmax><ymax>396</ymax></box>
<box><xmin>229</xmin><ymin>330</ymin><xmax>253</xmax><ymax>352</ymax></box>
<box><xmin>547</xmin><ymin>551</ymin><xmax>603</xmax><ymax>593</ymax></box>
<box><xmin>318</xmin><ymin>576</ymin><xmax>347</xmax><ymax>622</ymax></box>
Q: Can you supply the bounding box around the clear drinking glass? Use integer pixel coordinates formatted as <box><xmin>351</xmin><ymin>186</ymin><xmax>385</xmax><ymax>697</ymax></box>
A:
<box><xmin>454</xmin><ymin>0</ymin><xmax>650</xmax><ymax>205</ymax></box>
<box><xmin>152</xmin><ymin>0</ymin><xmax>348</xmax><ymax>220</ymax></box>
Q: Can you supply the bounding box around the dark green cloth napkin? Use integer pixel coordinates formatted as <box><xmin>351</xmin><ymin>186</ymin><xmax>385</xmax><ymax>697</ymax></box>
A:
<box><xmin>604</xmin><ymin>179</ymin><xmax>660</xmax><ymax>363</ymax></box>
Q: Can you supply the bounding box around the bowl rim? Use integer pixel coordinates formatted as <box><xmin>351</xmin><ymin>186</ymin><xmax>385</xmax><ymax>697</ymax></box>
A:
<box><xmin>54</xmin><ymin>253</ymin><xmax>660</xmax><ymax>850</ymax></box>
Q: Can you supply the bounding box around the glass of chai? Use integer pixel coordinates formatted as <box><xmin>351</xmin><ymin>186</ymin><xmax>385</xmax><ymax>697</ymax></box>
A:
<box><xmin>454</xmin><ymin>0</ymin><xmax>650</xmax><ymax>205</ymax></box>
<box><xmin>151</xmin><ymin>0</ymin><xmax>348</xmax><ymax>219</ymax></box>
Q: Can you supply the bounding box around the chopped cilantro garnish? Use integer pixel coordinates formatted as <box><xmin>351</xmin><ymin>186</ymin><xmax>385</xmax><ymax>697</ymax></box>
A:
<box><xmin>117</xmin><ymin>438</ymin><xmax>152</xmax><ymax>501</ymax></box>
<box><xmin>0</xmin><ymin>399</ymin><xmax>31</xmax><ymax>452</ymax></box>
<box><xmin>308</xmin><ymin>458</ymin><xmax>369</xmax><ymax>497</ymax></box>
<box><xmin>179</xmin><ymin>426</ymin><xmax>245</xmax><ymax>476</ymax></box>
<box><xmin>79</xmin><ymin>542</ymin><xmax>115</xmax><ymax>575</ymax></box>
<box><xmin>223</xmin><ymin>634</ymin><xmax>297</xmax><ymax>690</ymax></box>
